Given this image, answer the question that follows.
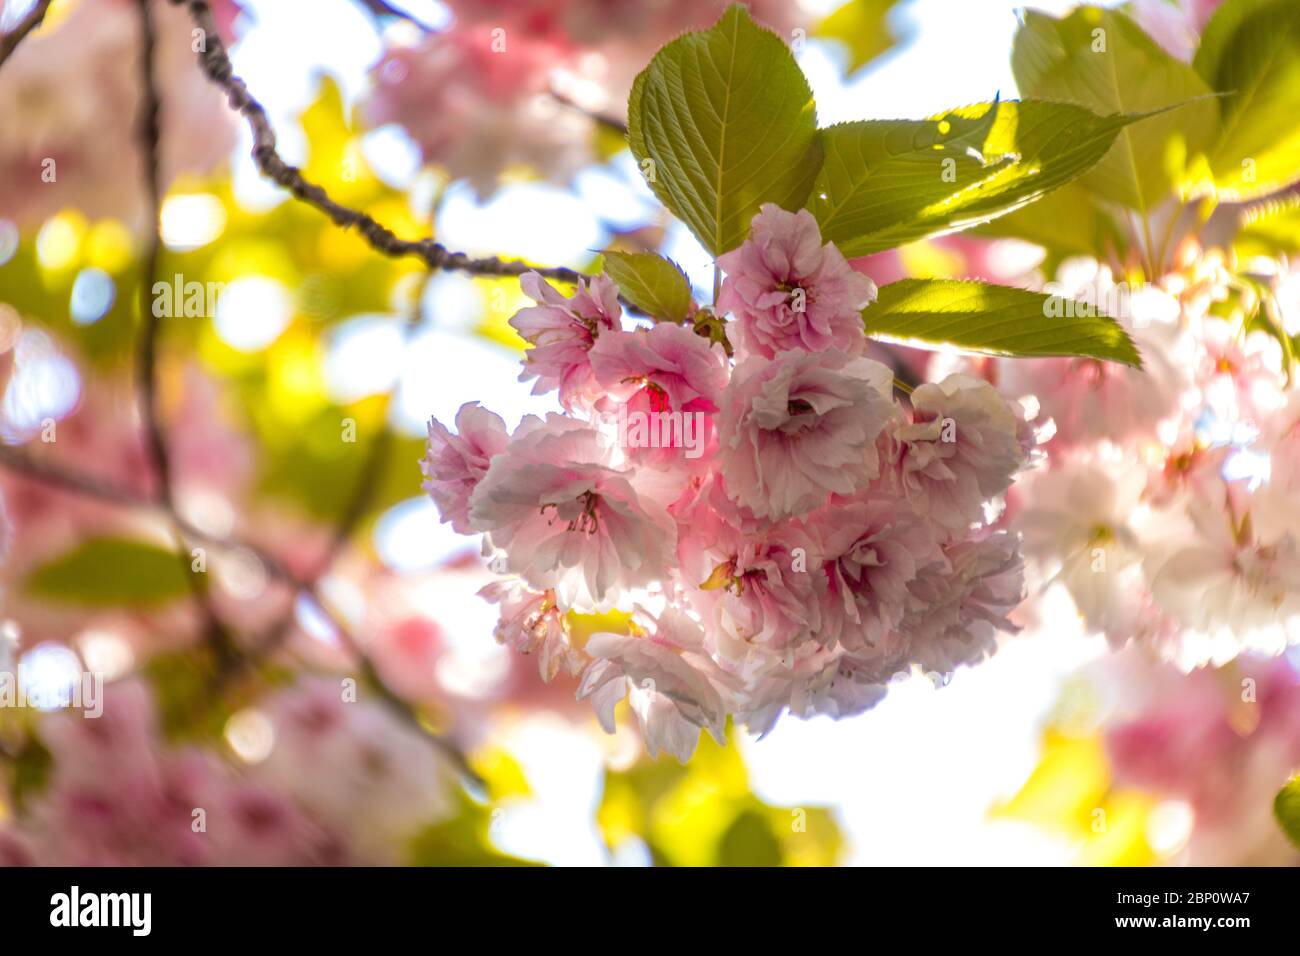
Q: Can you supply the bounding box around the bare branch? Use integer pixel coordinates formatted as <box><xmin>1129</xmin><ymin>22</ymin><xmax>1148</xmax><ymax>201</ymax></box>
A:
<box><xmin>355</xmin><ymin>0</ymin><xmax>437</xmax><ymax>33</ymax></box>
<box><xmin>0</xmin><ymin>0</ymin><xmax>54</xmax><ymax>71</ymax></box>
<box><xmin>549</xmin><ymin>89</ymin><xmax>629</xmax><ymax>137</ymax></box>
<box><xmin>135</xmin><ymin>0</ymin><xmax>241</xmax><ymax>668</ymax></box>
<box><xmin>0</xmin><ymin>444</ymin><xmax>483</xmax><ymax>787</ymax></box>
<box><xmin>170</xmin><ymin>0</ymin><xmax>588</xmax><ymax>286</ymax></box>
<box><xmin>245</xmin><ymin>268</ymin><xmax>433</xmax><ymax>666</ymax></box>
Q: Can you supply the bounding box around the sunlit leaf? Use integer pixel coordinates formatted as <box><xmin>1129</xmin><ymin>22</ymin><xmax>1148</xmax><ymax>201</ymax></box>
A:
<box><xmin>601</xmin><ymin>250</ymin><xmax>694</xmax><ymax>323</ymax></box>
<box><xmin>1012</xmin><ymin>6</ymin><xmax>1218</xmax><ymax>211</ymax></box>
<box><xmin>407</xmin><ymin>790</ymin><xmax>544</xmax><ymax>866</ymax></box>
<box><xmin>26</xmin><ymin>536</ymin><xmax>196</xmax><ymax>607</ymax></box>
<box><xmin>1234</xmin><ymin>195</ymin><xmax>1300</xmax><ymax>259</ymax></box>
<box><xmin>862</xmin><ymin>278</ymin><xmax>1142</xmax><ymax>365</ymax></box>
<box><xmin>1192</xmin><ymin>0</ymin><xmax>1300</xmax><ymax>199</ymax></box>
<box><xmin>992</xmin><ymin>729</ymin><xmax>1155</xmax><ymax>866</ymax></box>
<box><xmin>973</xmin><ymin>180</ymin><xmax>1123</xmax><ymax>263</ymax></box>
<box><xmin>813</xmin><ymin>99</ymin><xmax>1156</xmax><ymax>256</ymax></box>
<box><xmin>596</xmin><ymin>729</ymin><xmax>843</xmax><ymax>867</ymax></box>
<box><xmin>814</xmin><ymin>0</ymin><xmax>910</xmax><ymax>76</ymax></box>
<box><xmin>1274</xmin><ymin>773</ymin><xmax>1300</xmax><ymax>849</ymax></box>
<box><xmin>628</xmin><ymin>3</ymin><xmax>822</xmax><ymax>256</ymax></box>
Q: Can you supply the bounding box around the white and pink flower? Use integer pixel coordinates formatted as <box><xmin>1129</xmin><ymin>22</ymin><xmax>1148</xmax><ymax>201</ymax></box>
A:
<box><xmin>421</xmin><ymin>402</ymin><xmax>509</xmax><ymax>534</ymax></box>
<box><xmin>893</xmin><ymin>374</ymin><xmax>1033</xmax><ymax>531</ymax></box>
<box><xmin>510</xmin><ymin>272</ymin><xmax>622</xmax><ymax>412</ymax></box>
<box><xmin>577</xmin><ymin>607</ymin><xmax>730</xmax><ymax>761</ymax></box>
<box><xmin>717</xmin><ymin>350</ymin><xmax>895</xmax><ymax>520</ymax></box>
<box><xmin>717</xmin><ymin>204</ymin><xmax>876</xmax><ymax>360</ymax></box>
<box><xmin>469</xmin><ymin>415</ymin><xmax>676</xmax><ymax>611</ymax></box>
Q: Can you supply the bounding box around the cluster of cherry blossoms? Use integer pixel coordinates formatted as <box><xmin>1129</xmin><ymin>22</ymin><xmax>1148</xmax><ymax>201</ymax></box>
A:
<box><xmin>423</xmin><ymin>204</ymin><xmax>1041</xmax><ymax>760</ymax></box>
<box><xmin>1000</xmin><ymin>249</ymin><xmax>1300</xmax><ymax>667</ymax></box>
<box><xmin>1099</xmin><ymin>648</ymin><xmax>1300</xmax><ymax>865</ymax></box>
<box><xmin>0</xmin><ymin>678</ymin><xmax>453</xmax><ymax>866</ymax></box>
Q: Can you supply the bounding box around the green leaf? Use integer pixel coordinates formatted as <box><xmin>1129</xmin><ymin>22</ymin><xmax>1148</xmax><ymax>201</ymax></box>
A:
<box><xmin>601</xmin><ymin>251</ymin><xmax>694</xmax><ymax>323</ymax></box>
<box><xmin>862</xmin><ymin>278</ymin><xmax>1142</xmax><ymax>366</ymax></box>
<box><xmin>814</xmin><ymin>0</ymin><xmax>910</xmax><ymax>76</ymax></box>
<box><xmin>7</xmin><ymin>735</ymin><xmax>52</xmax><ymax>814</ymax></box>
<box><xmin>1012</xmin><ymin>6</ymin><xmax>1218</xmax><ymax>211</ymax></box>
<box><xmin>26</xmin><ymin>536</ymin><xmax>196</xmax><ymax>607</ymax></box>
<box><xmin>258</xmin><ymin>399</ymin><xmax>425</xmax><ymax>524</ymax></box>
<box><xmin>1192</xmin><ymin>0</ymin><xmax>1300</xmax><ymax>199</ymax></box>
<box><xmin>596</xmin><ymin>726</ymin><xmax>844</xmax><ymax>866</ymax></box>
<box><xmin>1234</xmin><ymin>195</ymin><xmax>1300</xmax><ymax>259</ymax></box>
<box><xmin>1274</xmin><ymin>774</ymin><xmax>1300</xmax><ymax>849</ymax></box>
<box><xmin>716</xmin><ymin>809</ymin><xmax>783</xmax><ymax>866</ymax></box>
<box><xmin>813</xmin><ymin>99</ymin><xmax>1151</xmax><ymax>256</ymax></box>
<box><xmin>628</xmin><ymin>3</ymin><xmax>822</xmax><ymax>256</ymax></box>
<box><xmin>973</xmin><ymin>180</ymin><xmax>1123</xmax><ymax>261</ymax></box>
<box><xmin>407</xmin><ymin>790</ymin><xmax>545</xmax><ymax>867</ymax></box>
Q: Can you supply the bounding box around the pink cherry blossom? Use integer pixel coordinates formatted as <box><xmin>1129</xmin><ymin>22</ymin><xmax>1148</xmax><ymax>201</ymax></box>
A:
<box><xmin>255</xmin><ymin>679</ymin><xmax>454</xmax><ymax>863</ymax></box>
<box><xmin>510</xmin><ymin>271</ymin><xmax>622</xmax><ymax>412</ymax></box>
<box><xmin>1149</xmin><ymin>491</ymin><xmax>1300</xmax><ymax>641</ymax></box>
<box><xmin>588</xmin><ymin>322</ymin><xmax>729</xmax><ymax>412</ymax></box>
<box><xmin>688</xmin><ymin>522</ymin><xmax>830</xmax><ymax>675</ymax></box>
<box><xmin>998</xmin><ymin>327</ymin><xmax>1186</xmax><ymax>451</ymax></box>
<box><xmin>790</xmin><ymin>655</ymin><xmax>893</xmax><ymax>722</ymax></box>
<box><xmin>577</xmin><ymin>606</ymin><xmax>730</xmax><ymax>761</ymax></box>
<box><xmin>0</xmin><ymin>0</ymin><xmax>238</xmax><ymax>228</ymax></box>
<box><xmin>421</xmin><ymin>402</ymin><xmax>509</xmax><ymax>534</ymax></box>
<box><xmin>469</xmin><ymin>415</ymin><xmax>676</xmax><ymax>610</ymax></box>
<box><xmin>898</xmin><ymin>531</ymin><xmax>1025</xmax><ymax>676</ymax></box>
<box><xmin>588</xmin><ymin>322</ymin><xmax>729</xmax><ymax>469</ymax></box>
<box><xmin>1101</xmin><ymin>652</ymin><xmax>1300</xmax><ymax>864</ymax></box>
<box><xmin>364</xmin><ymin>28</ymin><xmax>590</xmax><ymax>197</ymax></box>
<box><xmin>1016</xmin><ymin>451</ymin><xmax>1154</xmax><ymax>644</ymax></box>
<box><xmin>806</xmin><ymin>494</ymin><xmax>939</xmax><ymax>653</ymax></box>
<box><xmin>893</xmin><ymin>374</ymin><xmax>1032</xmax><ymax>531</ymax></box>
<box><xmin>1132</xmin><ymin>0</ymin><xmax>1225</xmax><ymax>61</ymax></box>
<box><xmin>479</xmin><ymin>576</ymin><xmax>585</xmax><ymax>682</ymax></box>
<box><xmin>717</xmin><ymin>204</ymin><xmax>876</xmax><ymax>360</ymax></box>
<box><xmin>716</xmin><ymin>350</ymin><xmax>895</xmax><ymax>519</ymax></box>
<box><xmin>7</xmin><ymin>681</ymin><xmax>341</xmax><ymax>866</ymax></box>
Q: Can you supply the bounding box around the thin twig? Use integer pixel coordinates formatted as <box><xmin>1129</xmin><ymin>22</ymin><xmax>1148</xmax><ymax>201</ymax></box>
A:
<box><xmin>169</xmin><ymin>0</ymin><xmax>587</xmax><ymax>286</ymax></box>
<box><xmin>135</xmin><ymin>0</ymin><xmax>240</xmax><ymax>668</ymax></box>
<box><xmin>0</xmin><ymin>446</ymin><xmax>307</xmax><ymax>588</ymax></box>
<box><xmin>0</xmin><ymin>445</ymin><xmax>483</xmax><ymax>786</ymax></box>
<box><xmin>238</xmin><ymin>263</ymin><xmax>434</xmax><ymax>669</ymax></box>
<box><xmin>549</xmin><ymin>89</ymin><xmax>629</xmax><ymax>137</ymax></box>
<box><xmin>0</xmin><ymin>0</ymin><xmax>54</xmax><ymax>71</ymax></box>
<box><xmin>356</xmin><ymin>0</ymin><xmax>436</xmax><ymax>33</ymax></box>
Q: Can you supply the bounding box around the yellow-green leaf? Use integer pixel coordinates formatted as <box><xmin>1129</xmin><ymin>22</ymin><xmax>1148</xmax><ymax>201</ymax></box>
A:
<box><xmin>862</xmin><ymin>278</ymin><xmax>1142</xmax><ymax>366</ymax></box>
<box><xmin>1192</xmin><ymin>0</ymin><xmax>1300</xmax><ymax>199</ymax></box>
<box><xmin>814</xmin><ymin>0</ymin><xmax>910</xmax><ymax>76</ymax></box>
<box><xmin>628</xmin><ymin>4</ymin><xmax>822</xmax><ymax>256</ymax></box>
<box><xmin>601</xmin><ymin>251</ymin><xmax>694</xmax><ymax>323</ymax></box>
<box><xmin>26</xmin><ymin>536</ymin><xmax>196</xmax><ymax>607</ymax></box>
<box><xmin>1012</xmin><ymin>6</ymin><xmax>1218</xmax><ymax>211</ymax></box>
<box><xmin>813</xmin><ymin>99</ymin><xmax>1151</xmax><ymax>256</ymax></box>
<box><xmin>1273</xmin><ymin>773</ymin><xmax>1300</xmax><ymax>849</ymax></box>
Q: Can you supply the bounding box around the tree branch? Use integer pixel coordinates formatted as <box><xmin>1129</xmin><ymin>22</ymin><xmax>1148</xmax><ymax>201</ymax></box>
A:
<box><xmin>244</xmin><ymin>269</ymin><xmax>433</xmax><ymax>664</ymax></box>
<box><xmin>0</xmin><ymin>0</ymin><xmax>54</xmax><ymax>71</ymax></box>
<box><xmin>549</xmin><ymin>89</ymin><xmax>629</xmax><ymax>137</ymax></box>
<box><xmin>170</xmin><ymin>0</ymin><xmax>587</xmax><ymax>286</ymax></box>
<box><xmin>136</xmin><ymin>0</ymin><xmax>240</xmax><ymax>669</ymax></box>
<box><xmin>355</xmin><ymin>0</ymin><xmax>436</xmax><ymax>33</ymax></box>
<box><xmin>0</xmin><ymin>444</ymin><xmax>483</xmax><ymax>787</ymax></box>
